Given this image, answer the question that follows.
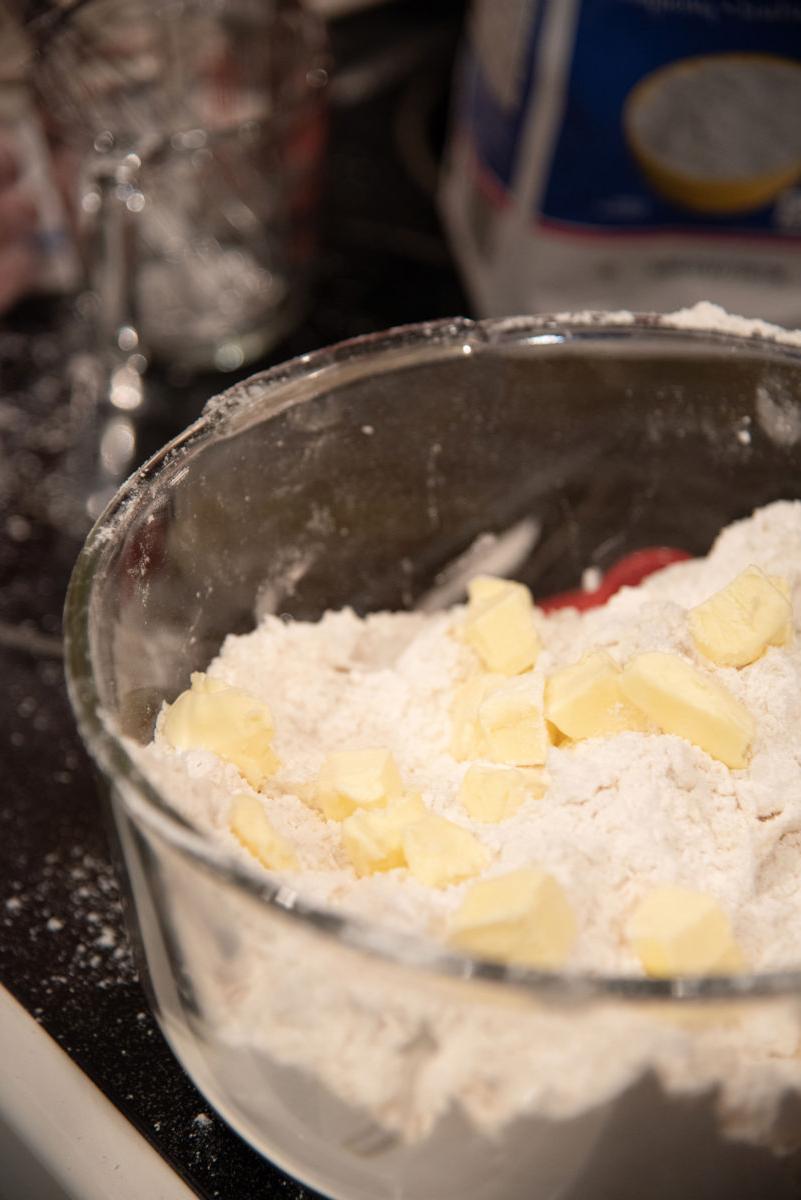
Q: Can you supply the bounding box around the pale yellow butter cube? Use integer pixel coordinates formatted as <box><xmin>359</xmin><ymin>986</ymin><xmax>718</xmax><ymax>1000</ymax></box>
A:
<box><xmin>449</xmin><ymin>868</ymin><xmax>576</xmax><ymax>968</ymax></box>
<box><xmin>464</xmin><ymin>586</ymin><xmax>541</xmax><ymax>675</ymax></box>
<box><xmin>341</xmin><ymin>794</ymin><xmax>426</xmax><ymax>876</ymax></box>
<box><xmin>458</xmin><ymin>764</ymin><xmax>529</xmax><ymax>822</ymax></box>
<box><xmin>689</xmin><ymin>565</ymin><xmax>793</xmax><ymax>668</ymax></box>
<box><xmin>546</xmin><ymin>719</ymin><xmax>567</xmax><ymax>747</ymax></box>
<box><xmin>478</xmin><ymin>677</ymin><xmax>548</xmax><ymax>766</ymax></box>
<box><xmin>770</xmin><ymin>574</ymin><xmax>795</xmax><ymax>646</ymax></box>
<box><xmin>620</xmin><ymin>652</ymin><xmax>754</xmax><ymax>769</ymax></box>
<box><xmin>627</xmin><ymin>886</ymin><xmax>744</xmax><ymax>977</ymax></box>
<box><xmin>403</xmin><ymin>813</ymin><xmax>490</xmax><ymax>888</ymax></box>
<box><xmin>450</xmin><ymin>673</ymin><xmax>505</xmax><ymax>760</ymax></box>
<box><xmin>545</xmin><ymin>650</ymin><xmax>649</xmax><ymax>741</ymax></box>
<box><xmin>230</xmin><ymin>793</ymin><xmax>298</xmax><ymax>871</ymax></box>
<box><xmin>519</xmin><ymin>767</ymin><xmax>550</xmax><ymax>799</ymax></box>
<box><xmin>192</xmin><ymin>674</ymin><xmax>228</xmax><ymax>694</ymax></box>
<box><xmin>770</xmin><ymin>573</ymin><xmax>792</xmax><ymax>606</ymax></box>
<box><xmin>315</xmin><ymin>748</ymin><xmax>403</xmax><ymax>821</ymax></box>
<box><xmin>162</xmin><ymin>672</ymin><xmax>279</xmax><ymax>788</ymax></box>
<box><xmin>467</xmin><ymin>575</ymin><xmax>532</xmax><ymax>608</ymax></box>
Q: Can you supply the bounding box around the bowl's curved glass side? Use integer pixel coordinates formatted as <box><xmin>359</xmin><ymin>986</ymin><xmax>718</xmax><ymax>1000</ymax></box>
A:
<box><xmin>110</xmin><ymin>775</ymin><xmax>801</xmax><ymax>1200</ymax></box>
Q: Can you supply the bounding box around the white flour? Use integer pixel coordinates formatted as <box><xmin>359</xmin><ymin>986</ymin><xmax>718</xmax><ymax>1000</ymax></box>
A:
<box><xmin>132</xmin><ymin>500</ymin><xmax>801</xmax><ymax>1144</ymax></box>
<box><xmin>137</xmin><ymin>500</ymin><xmax>801</xmax><ymax>976</ymax></box>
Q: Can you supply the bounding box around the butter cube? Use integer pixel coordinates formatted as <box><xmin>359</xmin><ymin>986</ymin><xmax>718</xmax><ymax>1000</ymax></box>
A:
<box><xmin>315</xmin><ymin>748</ymin><xmax>403</xmax><ymax>821</ymax></box>
<box><xmin>458</xmin><ymin>765</ymin><xmax>529</xmax><ymax>822</ymax></box>
<box><xmin>467</xmin><ymin>575</ymin><xmax>532</xmax><ymax>608</ymax></box>
<box><xmin>464</xmin><ymin>584</ymin><xmax>541</xmax><ymax>675</ymax></box>
<box><xmin>162</xmin><ymin>672</ymin><xmax>279</xmax><ymax>788</ymax></box>
<box><xmin>770</xmin><ymin>574</ymin><xmax>792</xmax><ymax>604</ymax></box>
<box><xmin>689</xmin><ymin>565</ymin><xmax>793</xmax><ymax>668</ymax></box>
<box><xmin>230</xmin><ymin>793</ymin><xmax>298</xmax><ymax>871</ymax></box>
<box><xmin>403</xmin><ymin>813</ymin><xmax>490</xmax><ymax>888</ymax></box>
<box><xmin>450</xmin><ymin>868</ymin><xmax>576</xmax><ymax>968</ymax></box>
<box><xmin>620</xmin><ymin>652</ymin><xmax>754</xmax><ymax>769</ymax></box>
<box><xmin>450</xmin><ymin>673</ymin><xmax>505</xmax><ymax>760</ymax></box>
<box><xmin>546</xmin><ymin>720</ymin><xmax>567</xmax><ymax>747</ymax></box>
<box><xmin>627</xmin><ymin>886</ymin><xmax>744</xmax><ymax>977</ymax></box>
<box><xmin>770</xmin><ymin>574</ymin><xmax>794</xmax><ymax>645</ymax></box>
<box><xmin>545</xmin><ymin>650</ymin><xmax>649</xmax><ymax>741</ymax></box>
<box><xmin>192</xmin><ymin>674</ymin><xmax>228</xmax><ymax>694</ymax></box>
<box><xmin>478</xmin><ymin>677</ymin><xmax>548</xmax><ymax>766</ymax></box>
<box><xmin>518</xmin><ymin>768</ymin><xmax>550</xmax><ymax>799</ymax></box>
<box><xmin>341</xmin><ymin>794</ymin><xmax>426</xmax><ymax>876</ymax></box>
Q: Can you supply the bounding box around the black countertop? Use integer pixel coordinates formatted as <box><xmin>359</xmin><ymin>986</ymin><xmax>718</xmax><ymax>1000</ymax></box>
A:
<box><xmin>0</xmin><ymin>4</ymin><xmax>468</xmax><ymax>1195</ymax></box>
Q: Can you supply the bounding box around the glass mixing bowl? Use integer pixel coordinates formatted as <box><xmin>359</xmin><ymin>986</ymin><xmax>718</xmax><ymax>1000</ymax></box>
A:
<box><xmin>65</xmin><ymin>312</ymin><xmax>801</xmax><ymax>1200</ymax></box>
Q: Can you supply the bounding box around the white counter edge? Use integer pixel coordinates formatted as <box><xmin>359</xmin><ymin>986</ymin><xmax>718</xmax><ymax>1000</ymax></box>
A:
<box><xmin>0</xmin><ymin>985</ymin><xmax>198</xmax><ymax>1200</ymax></box>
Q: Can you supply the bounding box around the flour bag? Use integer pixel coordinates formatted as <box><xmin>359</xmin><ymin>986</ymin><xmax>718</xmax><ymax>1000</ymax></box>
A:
<box><xmin>441</xmin><ymin>0</ymin><xmax>801</xmax><ymax>324</ymax></box>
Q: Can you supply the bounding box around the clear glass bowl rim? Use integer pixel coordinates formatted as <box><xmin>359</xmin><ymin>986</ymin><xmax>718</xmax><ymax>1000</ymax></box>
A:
<box><xmin>64</xmin><ymin>310</ymin><xmax>801</xmax><ymax>1004</ymax></box>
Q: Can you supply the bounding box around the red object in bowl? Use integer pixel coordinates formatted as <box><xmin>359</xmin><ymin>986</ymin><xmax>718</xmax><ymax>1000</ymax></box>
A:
<box><xmin>539</xmin><ymin>547</ymin><xmax>692</xmax><ymax>613</ymax></box>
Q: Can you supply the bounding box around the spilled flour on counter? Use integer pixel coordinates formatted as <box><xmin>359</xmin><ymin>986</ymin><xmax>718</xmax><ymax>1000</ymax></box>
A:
<box><xmin>129</xmin><ymin>500</ymin><xmax>801</xmax><ymax>1144</ymax></box>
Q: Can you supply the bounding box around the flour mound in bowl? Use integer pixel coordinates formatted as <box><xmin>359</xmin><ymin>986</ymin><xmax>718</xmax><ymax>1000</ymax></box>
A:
<box><xmin>136</xmin><ymin>500</ymin><xmax>801</xmax><ymax>977</ymax></box>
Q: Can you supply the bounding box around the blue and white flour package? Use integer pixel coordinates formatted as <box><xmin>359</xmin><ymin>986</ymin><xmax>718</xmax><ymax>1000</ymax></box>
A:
<box><xmin>441</xmin><ymin>0</ymin><xmax>801</xmax><ymax>322</ymax></box>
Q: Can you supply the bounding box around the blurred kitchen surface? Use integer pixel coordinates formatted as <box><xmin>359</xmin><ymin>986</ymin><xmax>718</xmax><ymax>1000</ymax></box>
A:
<box><xmin>0</xmin><ymin>3</ymin><xmax>467</xmax><ymax>1198</ymax></box>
